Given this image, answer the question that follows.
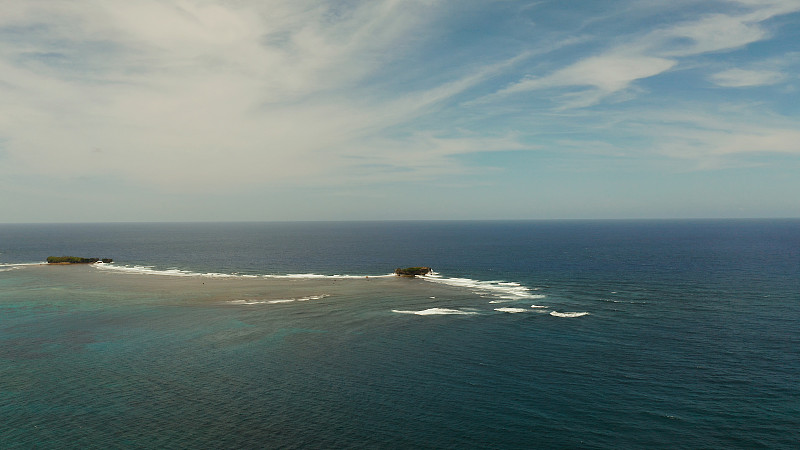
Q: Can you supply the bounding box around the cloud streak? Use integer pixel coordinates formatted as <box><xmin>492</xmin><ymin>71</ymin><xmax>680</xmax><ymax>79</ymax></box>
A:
<box><xmin>1</xmin><ymin>0</ymin><xmax>504</xmax><ymax>190</ymax></box>
<box><xmin>489</xmin><ymin>0</ymin><xmax>800</xmax><ymax>108</ymax></box>
<box><xmin>0</xmin><ymin>0</ymin><xmax>798</xmax><ymax>220</ymax></box>
<box><xmin>709</xmin><ymin>68</ymin><xmax>786</xmax><ymax>87</ymax></box>
<box><xmin>493</xmin><ymin>54</ymin><xmax>676</xmax><ymax>109</ymax></box>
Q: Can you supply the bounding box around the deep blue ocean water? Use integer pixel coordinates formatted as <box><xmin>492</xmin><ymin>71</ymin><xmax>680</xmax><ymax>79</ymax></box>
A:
<box><xmin>1</xmin><ymin>220</ymin><xmax>798</xmax><ymax>448</ymax></box>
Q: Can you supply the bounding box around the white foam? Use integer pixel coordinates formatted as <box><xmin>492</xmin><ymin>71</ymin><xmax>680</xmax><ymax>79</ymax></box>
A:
<box><xmin>90</xmin><ymin>265</ymin><xmax>537</xmax><ymax>310</ymax></box>
<box><xmin>494</xmin><ymin>307</ymin><xmax>528</xmax><ymax>313</ymax></box>
<box><xmin>601</xmin><ymin>298</ymin><xmax>647</xmax><ymax>304</ymax></box>
<box><xmin>488</xmin><ymin>294</ymin><xmax>546</xmax><ymax>304</ymax></box>
<box><xmin>550</xmin><ymin>311</ymin><xmax>590</xmax><ymax>318</ymax></box>
<box><xmin>392</xmin><ymin>308</ymin><xmax>478</xmax><ymax>316</ymax></box>
<box><xmin>419</xmin><ymin>274</ymin><xmax>542</xmax><ymax>301</ymax></box>
<box><xmin>530</xmin><ymin>304</ymin><xmax>547</xmax><ymax>308</ymax></box>
<box><xmin>229</xmin><ymin>294</ymin><xmax>329</xmax><ymax>305</ymax></box>
<box><xmin>94</xmin><ymin>263</ymin><xmax>391</xmax><ymax>280</ymax></box>
<box><xmin>0</xmin><ymin>262</ymin><xmax>45</xmax><ymax>271</ymax></box>
<box><xmin>93</xmin><ymin>264</ymin><xmax>236</xmax><ymax>278</ymax></box>
<box><xmin>295</xmin><ymin>294</ymin><xmax>329</xmax><ymax>302</ymax></box>
<box><xmin>264</xmin><ymin>273</ymin><xmax>391</xmax><ymax>279</ymax></box>
<box><xmin>228</xmin><ymin>299</ymin><xmax>266</xmax><ymax>305</ymax></box>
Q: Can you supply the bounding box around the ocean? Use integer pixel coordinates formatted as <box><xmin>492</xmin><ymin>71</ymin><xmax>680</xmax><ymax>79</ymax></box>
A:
<box><xmin>1</xmin><ymin>220</ymin><xmax>798</xmax><ymax>448</ymax></box>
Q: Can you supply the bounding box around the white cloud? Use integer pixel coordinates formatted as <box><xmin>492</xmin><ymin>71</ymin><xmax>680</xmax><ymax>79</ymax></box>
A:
<box><xmin>616</xmin><ymin>106</ymin><xmax>800</xmax><ymax>170</ymax></box>
<box><xmin>645</xmin><ymin>13</ymin><xmax>768</xmax><ymax>57</ymax></box>
<box><xmin>494</xmin><ymin>53</ymin><xmax>675</xmax><ymax>108</ymax></box>
<box><xmin>638</xmin><ymin>1</ymin><xmax>800</xmax><ymax>57</ymax></box>
<box><xmin>1</xmin><ymin>0</ymin><xmax>798</xmax><ymax>222</ymax></box>
<box><xmin>337</xmin><ymin>132</ymin><xmax>532</xmax><ymax>183</ymax></box>
<box><xmin>710</xmin><ymin>68</ymin><xmax>786</xmax><ymax>87</ymax></box>
<box><xmin>663</xmin><ymin>126</ymin><xmax>800</xmax><ymax>163</ymax></box>
<box><xmin>489</xmin><ymin>0</ymin><xmax>800</xmax><ymax>109</ymax></box>
<box><xmin>728</xmin><ymin>0</ymin><xmax>800</xmax><ymax>18</ymax></box>
<box><xmin>1</xmin><ymin>0</ymin><xmax>525</xmax><ymax>191</ymax></box>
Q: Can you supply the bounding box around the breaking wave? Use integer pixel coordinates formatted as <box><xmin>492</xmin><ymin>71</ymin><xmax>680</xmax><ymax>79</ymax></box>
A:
<box><xmin>392</xmin><ymin>308</ymin><xmax>479</xmax><ymax>316</ymax></box>
<box><xmin>263</xmin><ymin>274</ymin><xmax>391</xmax><ymax>279</ymax></box>
<box><xmin>93</xmin><ymin>263</ymin><xmax>239</xmax><ymax>278</ymax></box>
<box><xmin>494</xmin><ymin>307</ymin><xmax>528</xmax><ymax>313</ymax></box>
<box><xmin>0</xmin><ymin>262</ymin><xmax>44</xmax><ymax>272</ymax></box>
<box><xmin>93</xmin><ymin>263</ymin><xmax>390</xmax><ymax>279</ymax></box>
<box><xmin>229</xmin><ymin>294</ymin><xmax>330</xmax><ymax>305</ymax></box>
<box><xmin>420</xmin><ymin>273</ymin><xmax>543</xmax><ymax>302</ymax></box>
<box><xmin>550</xmin><ymin>311</ymin><xmax>590</xmax><ymax>318</ymax></box>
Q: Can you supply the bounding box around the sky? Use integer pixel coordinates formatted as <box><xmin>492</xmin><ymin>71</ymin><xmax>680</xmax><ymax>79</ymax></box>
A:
<box><xmin>1</xmin><ymin>0</ymin><xmax>799</xmax><ymax>222</ymax></box>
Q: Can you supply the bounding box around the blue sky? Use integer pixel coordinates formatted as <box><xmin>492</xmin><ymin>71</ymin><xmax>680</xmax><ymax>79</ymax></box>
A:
<box><xmin>1</xmin><ymin>0</ymin><xmax>798</xmax><ymax>222</ymax></box>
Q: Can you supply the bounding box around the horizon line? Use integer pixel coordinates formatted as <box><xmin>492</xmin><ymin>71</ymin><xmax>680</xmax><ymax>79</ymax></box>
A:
<box><xmin>2</xmin><ymin>217</ymin><xmax>799</xmax><ymax>226</ymax></box>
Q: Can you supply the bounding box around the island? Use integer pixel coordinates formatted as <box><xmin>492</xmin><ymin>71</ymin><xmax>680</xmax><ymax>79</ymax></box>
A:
<box><xmin>394</xmin><ymin>267</ymin><xmax>432</xmax><ymax>277</ymax></box>
<box><xmin>47</xmin><ymin>256</ymin><xmax>113</xmax><ymax>264</ymax></box>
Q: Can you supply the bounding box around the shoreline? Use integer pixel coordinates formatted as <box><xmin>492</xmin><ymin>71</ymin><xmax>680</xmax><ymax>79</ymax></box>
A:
<box><xmin>3</xmin><ymin>263</ymin><xmax>546</xmax><ymax>312</ymax></box>
<box><xmin>3</xmin><ymin>263</ymin><xmax>465</xmax><ymax>304</ymax></box>
<box><xmin>45</xmin><ymin>262</ymin><xmax>101</xmax><ymax>265</ymax></box>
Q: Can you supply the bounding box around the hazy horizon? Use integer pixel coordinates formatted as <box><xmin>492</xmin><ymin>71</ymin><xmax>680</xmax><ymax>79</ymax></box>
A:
<box><xmin>3</xmin><ymin>217</ymin><xmax>799</xmax><ymax>226</ymax></box>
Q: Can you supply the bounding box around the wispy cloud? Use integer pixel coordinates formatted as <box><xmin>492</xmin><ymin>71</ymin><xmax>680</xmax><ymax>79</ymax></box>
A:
<box><xmin>584</xmin><ymin>104</ymin><xmax>800</xmax><ymax>171</ymax></box>
<box><xmin>488</xmin><ymin>0</ymin><xmax>800</xmax><ymax>109</ymax></box>
<box><xmin>0</xmin><ymin>0</ymin><xmax>518</xmax><ymax>191</ymax></box>
<box><xmin>654</xmin><ymin>108</ymin><xmax>800</xmax><ymax>155</ymax></box>
<box><xmin>709</xmin><ymin>68</ymin><xmax>786</xmax><ymax>87</ymax></box>
<box><xmin>492</xmin><ymin>54</ymin><xmax>675</xmax><ymax>109</ymax></box>
<box><xmin>0</xmin><ymin>0</ymin><xmax>798</xmax><ymax>220</ymax></box>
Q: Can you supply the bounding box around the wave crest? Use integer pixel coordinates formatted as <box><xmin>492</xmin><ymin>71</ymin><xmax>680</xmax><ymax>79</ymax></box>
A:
<box><xmin>229</xmin><ymin>294</ymin><xmax>330</xmax><ymax>305</ymax></box>
<box><xmin>392</xmin><ymin>308</ymin><xmax>478</xmax><ymax>316</ymax></box>
<box><xmin>494</xmin><ymin>307</ymin><xmax>528</xmax><ymax>313</ymax></box>
<box><xmin>550</xmin><ymin>311</ymin><xmax>590</xmax><ymax>318</ymax></box>
<box><xmin>93</xmin><ymin>264</ymin><xmax>391</xmax><ymax>279</ymax></box>
<box><xmin>420</xmin><ymin>274</ymin><xmax>543</xmax><ymax>301</ymax></box>
<box><xmin>0</xmin><ymin>262</ymin><xmax>45</xmax><ymax>271</ymax></box>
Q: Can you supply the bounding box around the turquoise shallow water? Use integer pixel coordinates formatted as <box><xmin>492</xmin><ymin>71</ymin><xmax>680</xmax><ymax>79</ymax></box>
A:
<box><xmin>1</xmin><ymin>220</ymin><xmax>799</xmax><ymax>448</ymax></box>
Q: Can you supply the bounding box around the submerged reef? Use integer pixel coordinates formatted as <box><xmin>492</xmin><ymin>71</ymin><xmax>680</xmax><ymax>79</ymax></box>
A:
<box><xmin>47</xmin><ymin>256</ymin><xmax>113</xmax><ymax>264</ymax></box>
<box><xmin>394</xmin><ymin>267</ymin><xmax>432</xmax><ymax>277</ymax></box>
